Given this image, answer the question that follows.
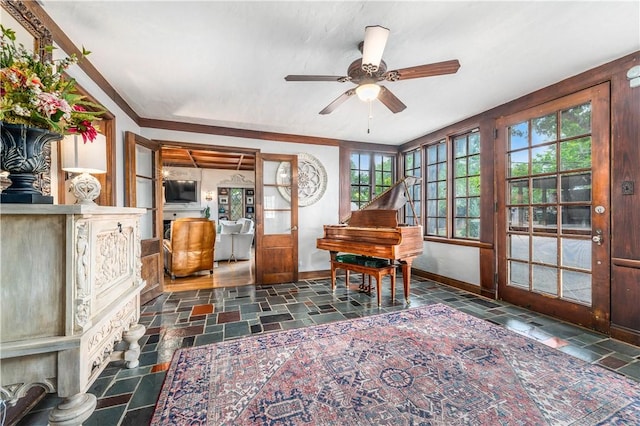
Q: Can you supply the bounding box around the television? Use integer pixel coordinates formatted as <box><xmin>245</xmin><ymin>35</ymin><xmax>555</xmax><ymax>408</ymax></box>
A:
<box><xmin>164</xmin><ymin>180</ymin><xmax>198</xmax><ymax>203</ymax></box>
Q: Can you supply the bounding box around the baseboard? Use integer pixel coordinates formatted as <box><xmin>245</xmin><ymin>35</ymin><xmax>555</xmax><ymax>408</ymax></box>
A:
<box><xmin>411</xmin><ymin>269</ymin><xmax>482</xmax><ymax>295</ymax></box>
<box><xmin>299</xmin><ymin>270</ymin><xmax>331</xmax><ymax>280</ymax></box>
<box><xmin>610</xmin><ymin>324</ymin><xmax>640</xmax><ymax>346</ymax></box>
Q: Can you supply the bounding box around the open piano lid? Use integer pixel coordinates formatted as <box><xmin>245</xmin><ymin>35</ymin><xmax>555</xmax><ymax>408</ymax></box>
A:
<box><xmin>344</xmin><ymin>176</ymin><xmax>421</xmax><ymax>228</ymax></box>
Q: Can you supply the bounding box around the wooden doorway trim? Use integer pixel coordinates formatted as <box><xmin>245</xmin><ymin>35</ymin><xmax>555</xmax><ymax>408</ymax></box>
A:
<box><xmin>125</xmin><ymin>131</ymin><xmax>164</xmax><ymax>304</ymax></box>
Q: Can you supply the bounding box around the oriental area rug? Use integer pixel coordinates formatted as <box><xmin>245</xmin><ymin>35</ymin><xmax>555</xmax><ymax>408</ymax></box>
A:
<box><xmin>151</xmin><ymin>304</ymin><xmax>640</xmax><ymax>425</ymax></box>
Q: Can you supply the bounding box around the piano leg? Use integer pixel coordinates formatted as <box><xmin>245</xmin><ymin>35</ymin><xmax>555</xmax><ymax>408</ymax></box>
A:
<box><xmin>330</xmin><ymin>251</ymin><xmax>337</xmax><ymax>291</ymax></box>
<box><xmin>399</xmin><ymin>258</ymin><xmax>415</xmax><ymax>304</ymax></box>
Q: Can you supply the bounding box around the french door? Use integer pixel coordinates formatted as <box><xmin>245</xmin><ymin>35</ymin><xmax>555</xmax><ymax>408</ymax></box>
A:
<box><xmin>255</xmin><ymin>153</ymin><xmax>298</xmax><ymax>284</ymax></box>
<box><xmin>496</xmin><ymin>83</ymin><xmax>610</xmax><ymax>331</ymax></box>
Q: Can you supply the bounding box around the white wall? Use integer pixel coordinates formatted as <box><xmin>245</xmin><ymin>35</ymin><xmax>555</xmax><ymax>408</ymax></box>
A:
<box><xmin>141</xmin><ymin>128</ymin><xmax>339</xmax><ymax>273</ymax></box>
<box><xmin>58</xmin><ymin>50</ymin><xmax>142</xmax><ymax>207</ymax></box>
<box><xmin>413</xmin><ymin>241</ymin><xmax>480</xmax><ymax>286</ymax></box>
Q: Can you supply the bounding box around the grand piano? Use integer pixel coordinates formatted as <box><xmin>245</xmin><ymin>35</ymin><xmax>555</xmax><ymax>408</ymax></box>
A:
<box><xmin>317</xmin><ymin>176</ymin><xmax>423</xmax><ymax>302</ymax></box>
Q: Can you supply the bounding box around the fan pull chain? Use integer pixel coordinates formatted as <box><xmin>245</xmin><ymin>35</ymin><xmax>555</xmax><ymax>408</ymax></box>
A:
<box><xmin>367</xmin><ymin>100</ymin><xmax>373</xmax><ymax>134</ymax></box>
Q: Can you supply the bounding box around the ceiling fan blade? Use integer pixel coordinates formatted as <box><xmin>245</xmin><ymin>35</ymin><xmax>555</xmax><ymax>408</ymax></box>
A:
<box><xmin>361</xmin><ymin>25</ymin><xmax>390</xmax><ymax>73</ymax></box>
<box><xmin>378</xmin><ymin>86</ymin><xmax>406</xmax><ymax>114</ymax></box>
<box><xmin>285</xmin><ymin>75</ymin><xmax>348</xmax><ymax>82</ymax></box>
<box><xmin>319</xmin><ymin>89</ymin><xmax>356</xmax><ymax>115</ymax></box>
<box><xmin>384</xmin><ymin>59</ymin><xmax>460</xmax><ymax>81</ymax></box>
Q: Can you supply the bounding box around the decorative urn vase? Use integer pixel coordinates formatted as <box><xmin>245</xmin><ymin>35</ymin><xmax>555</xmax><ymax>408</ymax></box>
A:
<box><xmin>0</xmin><ymin>122</ymin><xmax>62</xmax><ymax>204</ymax></box>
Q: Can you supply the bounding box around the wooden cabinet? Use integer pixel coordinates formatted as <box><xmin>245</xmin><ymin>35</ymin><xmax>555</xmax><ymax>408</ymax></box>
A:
<box><xmin>0</xmin><ymin>205</ymin><xmax>147</xmax><ymax>425</ymax></box>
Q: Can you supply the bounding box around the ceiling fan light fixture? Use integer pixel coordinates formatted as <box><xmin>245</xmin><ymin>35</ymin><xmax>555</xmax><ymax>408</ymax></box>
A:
<box><xmin>361</xmin><ymin>25</ymin><xmax>390</xmax><ymax>74</ymax></box>
<box><xmin>356</xmin><ymin>83</ymin><xmax>381</xmax><ymax>101</ymax></box>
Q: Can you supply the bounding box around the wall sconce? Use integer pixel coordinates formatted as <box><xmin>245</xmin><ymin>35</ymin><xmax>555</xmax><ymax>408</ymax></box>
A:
<box><xmin>62</xmin><ymin>133</ymin><xmax>107</xmax><ymax>205</ymax></box>
<box><xmin>205</xmin><ymin>191</ymin><xmax>214</xmax><ymax>201</ymax></box>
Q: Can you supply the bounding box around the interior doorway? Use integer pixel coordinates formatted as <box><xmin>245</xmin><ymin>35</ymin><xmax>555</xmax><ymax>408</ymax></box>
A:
<box><xmin>159</xmin><ymin>142</ymin><xmax>258</xmax><ymax>291</ymax></box>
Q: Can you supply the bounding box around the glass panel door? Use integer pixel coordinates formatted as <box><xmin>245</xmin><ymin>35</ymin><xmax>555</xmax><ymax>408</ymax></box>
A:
<box><xmin>255</xmin><ymin>153</ymin><xmax>298</xmax><ymax>284</ymax></box>
<box><xmin>497</xmin><ymin>83</ymin><xmax>610</xmax><ymax>331</ymax></box>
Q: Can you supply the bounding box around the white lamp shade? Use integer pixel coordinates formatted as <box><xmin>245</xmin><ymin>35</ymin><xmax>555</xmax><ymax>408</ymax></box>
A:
<box><xmin>62</xmin><ymin>133</ymin><xmax>107</xmax><ymax>174</ymax></box>
<box><xmin>362</xmin><ymin>25</ymin><xmax>389</xmax><ymax>70</ymax></box>
<box><xmin>356</xmin><ymin>83</ymin><xmax>381</xmax><ymax>101</ymax></box>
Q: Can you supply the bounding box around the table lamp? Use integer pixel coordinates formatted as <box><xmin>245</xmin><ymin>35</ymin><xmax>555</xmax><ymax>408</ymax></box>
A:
<box><xmin>62</xmin><ymin>133</ymin><xmax>107</xmax><ymax>205</ymax></box>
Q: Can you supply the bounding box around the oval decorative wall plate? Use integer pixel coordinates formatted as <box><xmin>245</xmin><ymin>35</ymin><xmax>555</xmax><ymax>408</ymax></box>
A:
<box><xmin>276</xmin><ymin>153</ymin><xmax>327</xmax><ymax>207</ymax></box>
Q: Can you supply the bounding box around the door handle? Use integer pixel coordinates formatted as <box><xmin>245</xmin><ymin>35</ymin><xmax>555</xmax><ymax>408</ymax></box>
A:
<box><xmin>592</xmin><ymin>229</ymin><xmax>603</xmax><ymax>246</ymax></box>
<box><xmin>291</xmin><ymin>225</ymin><xmax>298</xmax><ymax>231</ymax></box>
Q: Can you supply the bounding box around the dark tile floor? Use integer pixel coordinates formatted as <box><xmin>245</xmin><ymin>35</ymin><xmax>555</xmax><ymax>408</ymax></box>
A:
<box><xmin>20</xmin><ymin>276</ymin><xmax>640</xmax><ymax>425</ymax></box>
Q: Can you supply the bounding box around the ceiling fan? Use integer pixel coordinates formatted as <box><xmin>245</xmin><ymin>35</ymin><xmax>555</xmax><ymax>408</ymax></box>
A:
<box><xmin>285</xmin><ymin>25</ymin><xmax>460</xmax><ymax>115</ymax></box>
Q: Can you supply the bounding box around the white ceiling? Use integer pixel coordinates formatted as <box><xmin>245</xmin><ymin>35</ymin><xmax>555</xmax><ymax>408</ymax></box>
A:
<box><xmin>41</xmin><ymin>1</ymin><xmax>639</xmax><ymax>145</ymax></box>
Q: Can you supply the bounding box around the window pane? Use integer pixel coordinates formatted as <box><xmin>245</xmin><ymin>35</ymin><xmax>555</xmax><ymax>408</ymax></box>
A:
<box><xmin>437</xmin><ymin>163</ymin><xmax>447</xmax><ymax>180</ymax></box>
<box><xmin>427</xmin><ymin>165</ymin><xmax>437</xmax><ymax>181</ymax></box>
<box><xmin>455</xmin><ymin>218</ymin><xmax>467</xmax><ymax>237</ymax></box>
<box><xmin>454</xmin><ymin>158</ymin><xmax>467</xmax><ymax>177</ymax></box>
<box><xmin>469</xmin><ymin>219</ymin><xmax>480</xmax><ymax>239</ymax></box>
<box><xmin>531</xmin><ymin>113</ymin><xmax>557</xmax><ymax>146</ymax></box>
<box><xmin>560</xmin><ymin>137</ymin><xmax>591</xmax><ymax>171</ymax></box>
<box><xmin>468</xmin><ymin>155</ymin><xmax>480</xmax><ymax>175</ymax></box>
<box><xmin>509</xmin><ymin>150</ymin><xmax>529</xmax><ymax>177</ymax></box>
<box><xmin>427</xmin><ymin>182</ymin><xmax>436</xmax><ymax>197</ymax></box>
<box><xmin>531</xmin><ymin>176</ymin><xmax>557</xmax><ymax>203</ymax></box>
<box><xmin>532</xmin><ymin>265</ymin><xmax>557</xmax><ymax>295</ymax></box>
<box><xmin>427</xmin><ymin>217</ymin><xmax>437</xmax><ymax>234</ymax></box>
<box><xmin>562</xmin><ymin>270</ymin><xmax>591</xmax><ymax>305</ymax></box>
<box><xmin>509</xmin><ymin>234</ymin><xmax>529</xmax><ymax>261</ymax></box>
<box><xmin>561</xmin><ymin>206</ymin><xmax>591</xmax><ymax>233</ymax></box>
<box><xmin>509</xmin><ymin>207</ymin><xmax>529</xmax><ymax>230</ymax></box>
<box><xmin>561</xmin><ymin>238</ymin><xmax>591</xmax><ymax>270</ymax></box>
<box><xmin>437</xmin><ymin>218</ymin><xmax>447</xmax><ymax>236</ymax></box>
<box><xmin>454</xmin><ymin>136</ymin><xmax>466</xmax><ymax>158</ymax></box>
<box><xmin>509</xmin><ymin>261</ymin><xmax>529</xmax><ymax>288</ymax></box>
<box><xmin>561</xmin><ymin>172</ymin><xmax>591</xmax><ymax>202</ymax></box>
<box><xmin>437</xmin><ymin>200</ymin><xmax>447</xmax><ymax>216</ymax></box>
<box><xmin>427</xmin><ymin>146</ymin><xmax>438</xmax><ymax>164</ymax></box>
<box><xmin>509</xmin><ymin>122</ymin><xmax>528</xmax><ymax>151</ymax></box>
<box><xmin>561</xmin><ymin>103</ymin><xmax>591</xmax><ymax>139</ymax></box>
<box><xmin>468</xmin><ymin>176</ymin><xmax>480</xmax><ymax>196</ymax></box>
<box><xmin>455</xmin><ymin>198</ymin><xmax>467</xmax><ymax>217</ymax></box>
<box><xmin>427</xmin><ymin>200</ymin><xmax>437</xmax><ymax>216</ymax></box>
<box><xmin>437</xmin><ymin>143</ymin><xmax>447</xmax><ymax>161</ymax></box>
<box><xmin>509</xmin><ymin>180</ymin><xmax>529</xmax><ymax>204</ymax></box>
<box><xmin>437</xmin><ymin>181</ymin><xmax>447</xmax><ymax>198</ymax></box>
<box><xmin>468</xmin><ymin>133</ymin><xmax>480</xmax><ymax>155</ymax></box>
<box><xmin>532</xmin><ymin>236</ymin><xmax>557</xmax><ymax>265</ymax></box>
<box><xmin>468</xmin><ymin>197</ymin><xmax>480</xmax><ymax>217</ymax></box>
<box><xmin>455</xmin><ymin>178</ymin><xmax>467</xmax><ymax>197</ymax></box>
<box><xmin>531</xmin><ymin>144</ymin><xmax>557</xmax><ymax>174</ymax></box>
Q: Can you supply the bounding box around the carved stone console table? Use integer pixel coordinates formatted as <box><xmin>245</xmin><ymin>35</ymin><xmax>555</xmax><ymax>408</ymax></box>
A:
<box><xmin>0</xmin><ymin>205</ymin><xmax>147</xmax><ymax>425</ymax></box>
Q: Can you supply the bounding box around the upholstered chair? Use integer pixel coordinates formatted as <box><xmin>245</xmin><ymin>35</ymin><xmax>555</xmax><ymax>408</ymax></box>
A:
<box><xmin>163</xmin><ymin>218</ymin><xmax>216</xmax><ymax>279</ymax></box>
<box><xmin>214</xmin><ymin>218</ymin><xmax>255</xmax><ymax>261</ymax></box>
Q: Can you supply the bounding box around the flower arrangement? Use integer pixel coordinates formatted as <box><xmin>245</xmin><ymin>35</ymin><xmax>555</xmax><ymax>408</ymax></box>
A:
<box><xmin>0</xmin><ymin>24</ymin><xmax>102</xmax><ymax>142</ymax></box>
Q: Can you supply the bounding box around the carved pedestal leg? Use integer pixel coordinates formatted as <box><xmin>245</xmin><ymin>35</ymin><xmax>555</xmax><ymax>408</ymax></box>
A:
<box><xmin>122</xmin><ymin>324</ymin><xmax>146</xmax><ymax>368</ymax></box>
<box><xmin>48</xmin><ymin>393</ymin><xmax>96</xmax><ymax>426</ymax></box>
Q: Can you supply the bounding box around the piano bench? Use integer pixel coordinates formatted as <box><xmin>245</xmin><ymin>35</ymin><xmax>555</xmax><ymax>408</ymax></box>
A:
<box><xmin>330</xmin><ymin>260</ymin><xmax>396</xmax><ymax>307</ymax></box>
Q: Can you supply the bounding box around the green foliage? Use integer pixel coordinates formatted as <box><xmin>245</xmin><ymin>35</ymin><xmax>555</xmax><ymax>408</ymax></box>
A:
<box><xmin>1</xmin><ymin>25</ymin><xmax>103</xmax><ymax>141</ymax></box>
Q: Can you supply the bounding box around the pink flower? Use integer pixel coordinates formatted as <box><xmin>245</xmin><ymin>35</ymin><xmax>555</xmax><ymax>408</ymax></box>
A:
<box><xmin>36</xmin><ymin>92</ymin><xmax>71</xmax><ymax>119</ymax></box>
<box><xmin>68</xmin><ymin>120</ymin><xmax>98</xmax><ymax>143</ymax></box>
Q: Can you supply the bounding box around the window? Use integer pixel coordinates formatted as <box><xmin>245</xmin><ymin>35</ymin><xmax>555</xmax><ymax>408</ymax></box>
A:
<box><xmin>350</xmin><ymin>151</ymin><xmax>395</xmax><ymax>209</ymax></box>
<box><xmin>425</xmin><ymin>141</ymin><xmax>447</xmax><ymax>236</ymax></box>
<box><xmin>453</xmin><ymin>131</ymin><xmax>481</xmax><ymax>239</ymax></box>
<box><xmin>424</xmin><ymin>129</ymin><xmax>481</xmax><ymax>240</ymax></box>
<box><xmin>403</xmin><ymin>148</ymin><xmax>421</xmax><ymax>225</ymax></box>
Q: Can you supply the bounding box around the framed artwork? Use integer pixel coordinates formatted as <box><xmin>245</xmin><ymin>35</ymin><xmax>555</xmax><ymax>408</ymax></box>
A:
<box><xmin>218</xmin><ymin>188</ymin><xmax>228</xmax><ymax>195</ymax></box>
<box><xmin>246</xmin><ymin>189</ymin><xmax>254</xmax><ymax>196</ymax></box>
<box><xmin>246</xmin><ymin>206</ymin><xmax>254</xmax><ymax>213</ymax></box>
<box><xmin>219</xmin><ymin>196</ymin><xmax>229</xmax><ymax>204</ymax></box>
<box><xmin>246</xmin><ymin>196</ymin><xmax>254</xmax><ymax>205</ymax></box>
